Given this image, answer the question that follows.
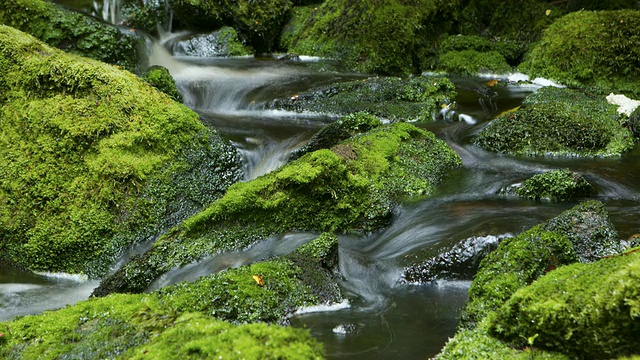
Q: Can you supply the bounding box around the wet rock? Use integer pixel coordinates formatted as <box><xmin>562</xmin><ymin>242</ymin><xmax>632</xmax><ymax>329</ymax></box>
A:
<box><xmin>171</xmin><ymin>28</ymin><xmax>251</xmax><ymax>57</ymax></box>
<box><xmin>515</xmin><ymin>169</ymin><xmax>594</xmax><ymax>202</ymax></box>
<box><xmin>141</xmin><ymin>65</ymin><xmax>183</xmax><ymax>103</ymax></box>
<box><xmin>401</xmin><ymin>235</ymin><xmax>507</xmax><ymax>284</ymax></box>
<box><xmin>272</xmin><ymin>76</ymin><xmax>457</xmax><ymax>122</ymax></box>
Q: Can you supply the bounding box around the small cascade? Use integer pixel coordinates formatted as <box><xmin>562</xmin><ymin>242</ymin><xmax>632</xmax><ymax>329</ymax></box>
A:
<box><xmin>100</xmin><ymin>0</ymin><xmax>121</xmax><ymax>25</ymax></box>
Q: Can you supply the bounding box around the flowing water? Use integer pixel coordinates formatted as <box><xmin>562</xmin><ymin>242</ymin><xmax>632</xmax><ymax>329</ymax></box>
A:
<box><xmin>2</xmin><ymin>10</ymin><xmax>640</xmax><ymax>357</ymax></box>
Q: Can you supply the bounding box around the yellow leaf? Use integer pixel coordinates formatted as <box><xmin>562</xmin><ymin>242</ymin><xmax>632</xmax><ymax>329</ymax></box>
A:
<box><xmin>485</xmin><ymin>79</ymin><xmax>499</xmax><ymax>87</ymax></box>
<box><xmin>545</xmin><ymin>9</ymin><xmax>551</xmax><ymax>16</ymax></box>
<box><xmin>252</xmin><ymin>275</ymin><xmax>264</xmax><ymax>287</ymax></box>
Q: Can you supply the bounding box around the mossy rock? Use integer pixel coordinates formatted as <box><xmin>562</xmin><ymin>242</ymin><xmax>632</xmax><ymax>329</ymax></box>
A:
<box><xmin>168</xmin><ymin>0</ymin><xmax>292</xmax><ymax>53</ymax></box>
<box><xmin>285</xmin><ymin>0</ymin><xmax>462</xmax><ymax>75</ymax></box>
<box><xmin>460</xmin><ymin>200</ymin><xmax>622</xmax><ymax>328</ymax></box>
<box><xmin>0</xmin><ymin>293</ymin><xmax>323</xmax><ymax>359</ymax></box>
<box><xmin>437</xmin><ymin>50</ymin><xmax>511</xmax><ymax>76</ymax></box>
<box><xmin>474</xmin><ymin>87</ymin><xmax>634</xmax><ymax>157</ymax></box>
<box><xmin>120</xmin><ymin>0</ymin><xmax>172</xmax><ymax>36</ymax></box>
<box><xmin>272</xmin><ymin>76</ymin><xmax>457</xmax><ymax>122</ymax></box>
<box><xmin>490</xmin><ymin>247</ymin><xmax>640</xmax><ymax>358</ymax></box>
<box><xmin>171</xmin><ymin>27</ymin><xmax>252</xmax><ymax>57</ymax></box>
<box><xmin>438</xmin><ymin>34</ymin><xmax>521</xmax><ymax>66</ymax></box>
<box><xmin>0</xmin><ymin>0</ymin><xmax>142</xmax><ymax>73</ymax></box>
<box><xmin>94</xmin><ymin>121</ymin><xmax>463</xmax><ymax>295</ymax></box>
<box><xmin>0</xmin><ymin>25</ymin><xmax>242</xmax><ymax>276</ymax></box>
<box><xmin>630</xmin><ymin>106</ymin><xmax>640</xmax><ymax>139</ymax></box>
<box><xmin>515</xmin><ymin>169</ymin><xmax>593</xmax><ymax>201</ymax></box>
<box><xmin>520</xmin><ymin>10</ymin><xmax>640</xmax><ymax>97</ymax></box>
<box><xmin>141</xmin><ymin>65</ymin><xmax>183</xmax><ymax>103</ymax></box>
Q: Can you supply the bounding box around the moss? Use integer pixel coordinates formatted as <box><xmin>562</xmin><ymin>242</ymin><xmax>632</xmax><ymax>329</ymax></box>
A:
<box><xmin>515</xmin><ymin>169</ymin><xmax>593</xmax><ymax>201</ymax></box>
<box><xmin>273</xmin><ymin>76</ymin><xmax>457</xmax><ymax>122</ymax></box>
<box><xmin>520</xmin><ymin>10</ymin><xmax>640</xmax><ymax>97</ymax></box>
<box><xmin>141</xmin><ymin>65</ymin><xmax>183</xmax><ymax>103</ymax></box>
<box><xmin>490</xmin><ymin>247</ymin><xmax>640</xmax><ymax>358</ymax></box>
<box><xmin>461</xmin><ymin>200</ymin><xmax>622</xmax><ymax>328</ymax></box>
<box><xmin>474</xmin><ymin>86</ymin><xmax>634</xmax><ymax>157</ymax></box>
<box><xmin>285</xmin><ymin>0</ymin><xmax>462</xmax><ymax>75</ymax></box>
<box><xmin>629</xmin><ymin>104</ymin><xmax>640</xmax><ymax>140</ymax></box>
<box><xmin>0</xmin><ymin>25</ymin><xmax>242</xmax><ymax>276</ymax></box>
<box><xmin>168</xmin><ymin>0</ymin><xmax>292</xmax><ymax>53</ymax></box>
<box><xmin>0</xmin><ymin>0</ymin><xmax>142</xmax><ymax>73</ymax></box>
<box><xmin>173</xmin><ymin>27</ymin><xmax>252</xmax><ymax>57</ymax></box>
<box><xmin>94</xmin><ymin>121</ymin><xmax>462</xmax><ymax>295</ymax></box>
<box><xmin>0</xmin><ymin>293</ymin><xmax>323</xmax><ymax>359</ymax></box>
<box><xmin>120</xmin><ymin>0</ymin><xmax>172</xmax><ymax>36</ymax></box>
<box><xmin>438</xmin><ymin>50</ymin><xmax>511</xmax><ymax>76</ymax></box>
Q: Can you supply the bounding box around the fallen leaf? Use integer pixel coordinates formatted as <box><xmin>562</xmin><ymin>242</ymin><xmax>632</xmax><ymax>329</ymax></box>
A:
<box><xmin>485</xmin><ymin>79</ymin><xmax>499</xmax><ymax>87</ymax></box>
<box><xmin>252</xmin><ymin>275</ymin><xmax>264</xmax><ymax>287</ymax></box>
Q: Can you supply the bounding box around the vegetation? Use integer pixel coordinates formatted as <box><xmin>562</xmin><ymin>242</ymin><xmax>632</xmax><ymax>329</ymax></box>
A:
<box><xmin>172</xmin><ymin>27</ymin><xmax>252</xmax><ymax>57</ymax></box>
<box><xmin>94</xmin><ymin>120</ymin><xmax>462</xmax><ymax>295</ymax></box>
<box><xmin>474</xmin><ymin>87</ymin><xmax>634</xmax><ymax>157</ymax></box>
<box><xmin>520</xmin><ymin>10</ymin><xmax>640</xmax><ymax>97</ymax></box>
<box><xmin>141</xmin><ymin>65</ymin><xmax>183</xmax><ymax>103</ymax></box>
<box><xmin>515</xmin><ymin>169</ymin><xmax>593</xmax><ymax>201</ymax></box>
<box><xmin>273</xmin><ymin>76</ymin><xmax>457</xmax><ymax>122</ymax></box>
<box><xmin>0</xmin><ymin>0</ymin><xmax>142</xmax><ymax>73</ymax></box>
<box><xmin>0</xmin><ymin>25</ymin><xmax>242</xmax><ymax>276</ymax></box>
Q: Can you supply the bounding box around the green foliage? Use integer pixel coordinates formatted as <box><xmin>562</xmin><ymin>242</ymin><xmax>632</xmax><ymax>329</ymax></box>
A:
<box><xmin>490</xmin><ymin>248</ymin><xmax>640</xmax><ymax>358</ymax></box>
<box><xmin>168</xmin><ymin>0</ymin><xmax>293</xmax><ymax>53</ymax></box>
<box><xmin>474</xmin><ymin>86</ymin><xmax>634</xmax><ymax>157</ymax></box>
<box><xmin>285</xmin><ymin>0</ymin><xmax>463</xmax><ymax>74</ymax></box>
<box><xmin>520</xmin><ymin>10</ymin><xmax>640</xmax><ymax>97</ymax></box>
<box><xmin>0</xmin><ymin>0</ymin><xmax>141</xmax><ymax>73</ymax></box>
<box><xmin>159</xmin><ymin>260</ymin><xmax>318</xmax><ymax>324</ymax></box>
<box><xmin>0</xmin><ymin>25</ymin><xmax>241</xmax><ymax>275</ymax></box>
<box><xmin>95</xmin><ymin>121</ymin><xmax>462</xmax><ymax>294</ymax></box>
<box><xmin>273</xmin><ymin>76</ymin><xmax>457</xmax><ymax>122</ymax></box>
<box><xmin>515</xmin><ymin>169</ymin><xmax>593</xmax><ymax>201</ymax></box>
<box><xmin>141</xmin><ymin>65</ymin><xmax>183</xmax><ymax>103</ymax></box>
<box><xmin>438</xmin><ymin>50</ymin><xmax>511</xmax><ymax>76</ymax></box>
<box><xmin>0</xmin><ymin>293</ymin><xmax>323</xmax><ymax>359</ymax></box>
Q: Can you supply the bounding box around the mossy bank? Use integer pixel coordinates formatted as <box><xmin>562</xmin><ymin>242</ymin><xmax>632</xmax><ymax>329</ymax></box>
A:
<box><xmin>0</xmin><ymin>25</ymin><xmax>243</xmax><ymax>276</ymax></box>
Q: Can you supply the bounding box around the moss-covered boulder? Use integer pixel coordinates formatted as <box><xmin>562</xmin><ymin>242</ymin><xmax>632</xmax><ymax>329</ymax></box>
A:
<box><xmin>272</xmin><ymin>76</ymin><xmax>456</xmax><ymax>122</ymax></box>
<box><xmin>0</xmin><ymin>25</ymin><xmax>243</xmax><ymax>276</ymax></box>
<box><xmin>0</xmin><ymin>0</ymin><xmax>142</xmax><ymax>73</ymax></box>
<box><xmin>515</xmin><ymin>169</ymin><xmax>593</xmax><ymax>201</ymax></box>
<box><xmin>474</xmin><ymin>87</ymin><xmax>634</xmax><ymax>157</ymax></box>
<box><xmin>489</xmin><ymin>247</ymin><xmax>640</xmax><ymax>358</ymax></box>
<box><xmin>94</xmin><ymin>120</ymin><xmax>463</xmax><ymax>295</ymax></box>
<box><xmin>0</xmin><ymin>292</ymin><xmax>323</xmax><ymax>359</ymax></box>
<box><xmin>460</xmin><ymin>200</ymin><xmax>623</xmax><ymax>328</ymax></box>
<box><xmin>435</xmin><ymin>35</ymin><xmax>513</xmax><ymax>75</ymax></box>
<box><xmin>520</xmin><ymin>10</ymin><xmax>640</xmax><ymax>97</ymax></box>
<box><xmin>284</xmin><ymin>0</ymin><xmax>462</xmax><ymax>75</ymax></box>
<box><xmin>168</xmin><ymin>0</ymin><xmax>292</xmax><ymax>53</ymax></box>
<box><xmin>171</xmin><ymin>27</ymin><xmax>252</xmax><ymax>57</ymax></box>
<box><xmin>141</xmin><ymin>65</ymin><xmax>183</xmax><ymax>103</ymax></box>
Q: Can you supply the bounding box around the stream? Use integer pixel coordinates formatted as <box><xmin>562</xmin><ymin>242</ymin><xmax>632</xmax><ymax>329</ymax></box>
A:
<box><xmin>2</xmin><ymin>4</ymin><xmax>640</xmax><ymax>358</ymax></box>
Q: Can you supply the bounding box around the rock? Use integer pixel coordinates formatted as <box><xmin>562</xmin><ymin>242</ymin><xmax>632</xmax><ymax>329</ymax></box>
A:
<box><xmin>141</xmin><ymin>65</ymin><xmax>183</xmax><ymax>103</ymax></box>
<box><xmin>515</xmin><ymin>169</ymin><xmax>593</xmax><ymax>202</ymax></box>
<box><xmin>171</xmin><ymin>28</ymin><xmax>251</xmax><ymax>57</ymax></box>
<box><xmin>474</xmin><ymin>86</ymin><xmax>634</xmax><ymax>157</ymax></box>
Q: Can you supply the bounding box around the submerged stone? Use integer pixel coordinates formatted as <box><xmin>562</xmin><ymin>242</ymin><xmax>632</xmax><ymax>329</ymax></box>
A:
<box><xmin>0</xmin><ymin>25</ymin><xmax>243</xmax><ymax>276</ymax></box>
<box><xmin>94</xmin><ymin>120</ymin><xmax>462</xmax><ymax>295</ymax></box>
<box><xmin>474</xmin><ymin>86</ymin><xmax>634</xmax><ymax>157</ymax></box>
<box><xmin>272</xmin><ymin>76</ymin><xmax>457</xmax><ymax>122</ymax></box>
<box><xmin>0</xmin><ymin>0</ymin><xmax>142</xmax><ymax>73</ymax></box>
<box><xmin>515</xmin><ymin>169</ymin><xmax>593</xmax><ymax>202</ymax></box>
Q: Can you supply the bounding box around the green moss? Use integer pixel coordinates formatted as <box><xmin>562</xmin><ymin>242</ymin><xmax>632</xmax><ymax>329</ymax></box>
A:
<box><xmin>0</xmin><ymin>0</ymin><xmax>142</xmax><ymax>73</ymax></box>
<box><xmin>474</xmin><ymin>86</ymin><xmax>634</xmax><ymax>157</ymax></box>
<box><xmin>0</xmin><ymin>293</ymin><xmax>323</xmax><ymax>359</ymax></box>
<box><xmin>141</xmin><ymin>65</ymin><xmax>183</xmax><ymax>103</ymax></box>
<box><xmin>0</xmin><ymin>25</ymin><xmax>241</xmax><ymax>276</ymax></box>
<box><xmin>285</xmin><ymin>0</ymin><xmax>462</xmax><ymax>75</ymax></box>
<box><xmin>95</xmin><ymin>121</ymin><xmax>462</xmax><ymax>295</ymax></box>
<box><xmin>168</xmin><ymin>0</ymin><xmax>292</xmax><ymax>53</ymax></box>
<box><xmin>520</xmin><ymin>10</ymin><xmax>640</xmax><ymax>97</ymax></box>
<box><xmin>273</xmin><ymin>76</ymin><xmax>457</xmax><ymax>122</ymax></box>
<box><xmin>438</xmin><ymin>50</ymin><xmax>511</xmax><ymax>76</ymax></box>
<box><xmin>516</xmin><ymin>169</ymin><xmax>593</xmax><ymax>201</ymax></box>
<box><xmin>490</xmin><ymin>248</ymin><xmax>640</xmax><ymax>358</ymax></box>
<box><xmin>173</xmin><ymin>27</ymin><xmax>252</xmax><ymax>57</ymax></box>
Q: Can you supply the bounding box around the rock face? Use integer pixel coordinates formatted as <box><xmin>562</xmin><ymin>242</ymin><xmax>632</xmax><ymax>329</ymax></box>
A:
<box><xmin>272</xmin><ymin>76</ymin><xmax>457</xmax><ymax>122</ymax></box>
<box><xmin>170</xmin><ymin>27</ymin><xmax>251</xmax><ymax>57</ymax></box>
<box><xmin>93</xmin><ymin>120</ymin><xmax>463</xmax><ymax>296</ymax></box>
<box><xmin>520</xmin><ymin>10</ymin><xmax>640</xmax><ymax>97</ymax></box>
<box><xmin>0</xmin><ymin>0</ymin><xmax>142</xmax><ymax>73</ymax></box>
<box><xmin>474</xmin><ymin>87</ymin><xmax>634</xmax><ymax>157</ymax></box>
<box><xmin>435</xmin><ymin>201</ymin><xmax>633</xmax><ymax>359</ymax></box>
<box><xmin>0</xmin><ymin>25</ymin><xmax>242</xmax><ymax>276</ymax></box>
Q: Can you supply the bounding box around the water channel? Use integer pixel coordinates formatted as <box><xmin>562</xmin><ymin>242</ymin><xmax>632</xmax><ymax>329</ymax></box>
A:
<box><xmin>1</xmin><ymin>3</ymin><xmax>640</xmax><ymax>358</ymax></box>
